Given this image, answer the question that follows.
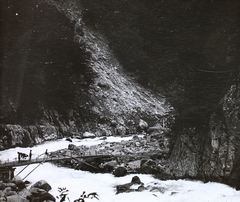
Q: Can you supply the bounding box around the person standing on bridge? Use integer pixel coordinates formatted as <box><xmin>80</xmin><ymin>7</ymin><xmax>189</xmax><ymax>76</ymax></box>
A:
<box><xmin>29</xmin><ymin>150</ymin><xmax>32</xmax><ymax>161</ymax></box>
<box><xmin>18</xmin><ymin>152</ymin><xmax>20</xmax><ymax>162</ymax></box>
<box><xmin>45</xmin><ymin>149</ymin><xmax>48</xmax><ymax>156</ymax></box>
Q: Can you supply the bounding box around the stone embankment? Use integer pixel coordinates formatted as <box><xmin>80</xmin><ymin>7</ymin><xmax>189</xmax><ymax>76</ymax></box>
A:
<box><xmin>0</xmin><ymin>118</ymin><xmax>170</xmax><ymax>151</ymax></box>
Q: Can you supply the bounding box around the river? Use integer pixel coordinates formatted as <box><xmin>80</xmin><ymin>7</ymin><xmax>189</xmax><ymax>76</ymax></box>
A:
<box><xmin>1</xmin><ymin>136</ymin><xmax>240</xmax><ymax>202</ymax></box>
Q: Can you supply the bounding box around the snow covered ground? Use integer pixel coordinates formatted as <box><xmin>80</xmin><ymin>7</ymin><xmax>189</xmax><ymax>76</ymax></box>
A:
<box><xmin>1</xmin><ymin>136</ymin><xmax>240</xmax><ymax>202</ymax></box>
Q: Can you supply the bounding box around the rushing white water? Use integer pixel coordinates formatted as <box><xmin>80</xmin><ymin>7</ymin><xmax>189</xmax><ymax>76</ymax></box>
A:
<box><xmin>1</xmin><ymin>136</ymin><xmax>240</xmax><ymax>202</ymax></box>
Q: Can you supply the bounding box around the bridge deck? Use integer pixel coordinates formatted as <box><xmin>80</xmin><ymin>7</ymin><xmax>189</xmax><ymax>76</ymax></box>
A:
<box><xmin>0</xmin><ymin>154</ymin><xmax>114</xmax><ymax>168</ymax></box>
<box><xmin>0</xmin><ymin>152</ymin><xmax>160</xmax><ymax>168</ymax></box>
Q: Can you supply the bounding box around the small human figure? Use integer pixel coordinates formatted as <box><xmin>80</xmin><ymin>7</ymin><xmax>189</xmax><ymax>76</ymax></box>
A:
<box><xmin>18</xmin><ymin>152</ymin><xmax>21</xmax><ymax>162</ymax></box>
<box><xmin>45</xmin><ymin>149</ymin><xmax>48</xmax><ymax>156</ymax></box>
<box><xmin>29</xmin><ymin>150</ymin><xmax>32</xmax><ymax>161</ymax></box>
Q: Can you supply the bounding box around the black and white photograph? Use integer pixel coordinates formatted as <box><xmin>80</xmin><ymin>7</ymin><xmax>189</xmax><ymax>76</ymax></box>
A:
<box><xmin>0</xmin><ymin>0</ymin><xmax>240</xmax><ymax>201</ymax></box>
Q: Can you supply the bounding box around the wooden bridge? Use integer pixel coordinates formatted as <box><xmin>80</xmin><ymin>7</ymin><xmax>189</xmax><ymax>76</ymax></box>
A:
<box><xmin>0</xmin><ymin>151</ymin><xmax>161</xmax><ymax>168</ymax></box>
<box><xmin>0</xmin><ymin>151</ymin><xmax>163</xmax><ymax>180</ymax></box>
<box><xmin>0</xmin><ymin>153</ymin><xmax>114</xmax><ymax>168</ymax></box>
<box><xmin>0</xmin><ymin>152</ymin><xmax>117</xmax><ymax>180</ymax></box>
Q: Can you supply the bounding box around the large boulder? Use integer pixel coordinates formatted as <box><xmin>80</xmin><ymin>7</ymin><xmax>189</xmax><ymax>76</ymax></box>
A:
<box><xmin>31</xmin><ymin>180</ymin><xmax>51</xmax><ymax>192</ymax></box>
<box><xmin>140</xmin><ymin>159</ymin><xmax>159</xmax><ymax>174</ymax></box>
<box><xmin>2</xmin><ymin>183</ymin><xmax>16</xmax><ymax>191</ymax></box>
<box><xmin>68</xmin><ymin>144</ymin><xmax>79</xmax><ymax>151</ymax></box>
<box><xmin>30</xmin><ymin>187</ymin><xmax>47</xmax><ymax>195</ymax></box>
<box><xmin>100</xmin><ymin>160</ymin><xmax>118</xmax><ymax>173</ymax></box>
<box><xmin>18</xmin><ymin>188</ymin><xmax>32</xmax><ymax>200</ymax></box>
<box><xmin>65</xmin><ymin>137</ymin><xmax>72</xmax><ymax>142</ymax></box>
<box><xmin>3</xmin><ymin>187</ymin><xmax>17</xmax><ymax>197</ymax></box>
<box><xmin>40</xmin><ymin>192</ymin><xmax>56</xmax><ymax>202</ymax></box>
<box><xmin>116</xmin><ymin>176</ymin><xmax>144</xmax><ymax>194</ymax></box>
<box><xmin>113</xmin><ymin>166</ymin><xmax>127</xmax><ymax>177</ymax></box>
<box><xmin>131</xmin><ymin>176</ymin><xmax>142</xmax><ymax>184</ymax></box>
<box><xmin>127</xmin><ymin>160</ymin><xmax>141</xmax><ymax>172</ymax></box>
<box><xmin>6</xmin><ymin>195</ymin><xmax>29</xmax><ymax>202</ymax></box>
<box><xmin>27</xmin><ymin>192</ymin><xmax>55</xmax><ymax>202</ymax></box>
<box><xmin>13</xmin><ymin>176</ymin><xmax>25</xmax><ymax>190</ymax></box>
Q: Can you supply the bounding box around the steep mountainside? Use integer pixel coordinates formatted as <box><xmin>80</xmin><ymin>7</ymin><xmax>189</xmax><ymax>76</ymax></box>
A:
<box><xmin>81</xmin><ymin>0</ymin><xmax>240</xmax><ymax>127</ymax></box>
<box><xmin>0</xmin><ymin>0</ymin><xmax>168</xmax><ymax>145</ymax></box>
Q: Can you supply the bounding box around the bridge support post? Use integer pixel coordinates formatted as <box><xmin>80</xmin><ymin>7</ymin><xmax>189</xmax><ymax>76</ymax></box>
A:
<box><xmin>0</xmin><ymin>166</ymin><xmax>16</xmax><ymax>181</ymax></box>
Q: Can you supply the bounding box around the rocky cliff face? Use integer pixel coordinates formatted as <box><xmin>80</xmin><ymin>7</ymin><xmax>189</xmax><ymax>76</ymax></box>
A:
<box><xmin>208</xmin><ymin>85</ymin><xmax>240</xmax><ymax>189</ymax></box>
<box><xmin>166</xmin><ymin>84</ymin><xmax>240</xmax><ymax>189</ymax></box>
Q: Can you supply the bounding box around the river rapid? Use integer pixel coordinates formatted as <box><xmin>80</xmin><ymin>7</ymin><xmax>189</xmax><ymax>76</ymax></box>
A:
<box><xmin>1</xmin><ymin>136</ymin><xmax>240</xmax><ymax>202</ymax></box>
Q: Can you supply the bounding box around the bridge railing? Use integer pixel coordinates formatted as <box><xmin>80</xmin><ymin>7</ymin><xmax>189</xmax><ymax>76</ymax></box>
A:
<box><xmin>0</xmin><ymin>151</ymin><xmax>111</xmax><ymax>167</ymax></box>
<box><xmin>0</xmin><ymin>150</ymin><xmax>149</xmax><ymax>168</ymax></box>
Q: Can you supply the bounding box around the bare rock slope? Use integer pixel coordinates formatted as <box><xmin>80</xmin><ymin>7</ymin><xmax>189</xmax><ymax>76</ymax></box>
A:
<box><xmin>0</xmin><ymin>0</ymin><xmax>169</xmax><ymax>149</ymax></box>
